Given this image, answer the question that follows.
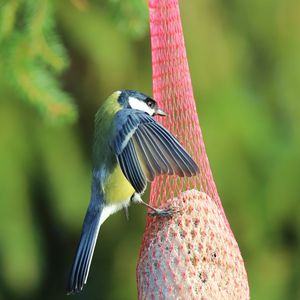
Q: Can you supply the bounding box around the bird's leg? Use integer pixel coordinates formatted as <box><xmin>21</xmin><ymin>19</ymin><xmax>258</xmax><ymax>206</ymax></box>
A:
<box><xmin>123</xmin><ymin>205</ymin><xmax>129</xmax><ymax>221</ymax></box>
<box><xmin>131</xmin><ymin>193</ymin><xmax>177</xmax><ymax>217</ymax></box>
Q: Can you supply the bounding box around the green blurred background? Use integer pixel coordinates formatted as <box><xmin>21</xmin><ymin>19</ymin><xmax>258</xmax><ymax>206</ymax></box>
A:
<box><xmin>0</xmin><ymin>0</ymin><xmax>299</xmax><ymax>299</ymax></box>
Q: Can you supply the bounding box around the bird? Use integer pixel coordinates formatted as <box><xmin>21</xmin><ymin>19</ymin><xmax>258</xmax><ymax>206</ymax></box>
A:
<box><xmin>67</xmin><ymin>90</ymin><xmax>199</xmax><ymax>294</ymax></box>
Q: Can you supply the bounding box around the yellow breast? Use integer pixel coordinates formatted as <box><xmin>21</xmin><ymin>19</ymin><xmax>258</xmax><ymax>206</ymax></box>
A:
<box><xmin>104</xmin><ymin>165</ymin><xmax>135</xmax><ymax>204</ymax></box>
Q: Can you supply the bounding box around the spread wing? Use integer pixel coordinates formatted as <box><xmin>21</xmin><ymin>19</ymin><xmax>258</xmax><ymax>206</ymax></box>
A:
<box><xmin>110</xmin><ymin>109</ymin><xmax>199</xmax><ymax>194</ymax></box>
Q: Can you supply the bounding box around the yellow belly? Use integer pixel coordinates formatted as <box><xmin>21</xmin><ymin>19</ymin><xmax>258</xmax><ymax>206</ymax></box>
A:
<box><xmin>104</xmin><ymin>165</ymin><xmax>135</xmax><ymax>204</ymax></box>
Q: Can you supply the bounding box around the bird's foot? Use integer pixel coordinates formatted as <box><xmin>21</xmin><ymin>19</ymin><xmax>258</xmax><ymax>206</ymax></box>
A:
<box><xmin>131</xmin><ymin>193</ymin><xmax>180</xmax><ymax>217</ymax></box>
<box><xmin>148</xmin><ymin>207</ymin><xmax>180</xmax><ymax>217</ymax></box>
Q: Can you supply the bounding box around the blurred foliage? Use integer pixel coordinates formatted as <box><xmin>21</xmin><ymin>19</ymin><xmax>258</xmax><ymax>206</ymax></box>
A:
<box><xmin>0</xmin><ymin>0</ymin><xmax>299</xmax><ymax>300</ymax></box>
<box><xmin>0</xmin><ymin>0</ymin><xmax>76</xmax><ymax>123</ymax></box>
<box><xmin>107</xmin><ymin>0</ymin><xmax>148</xmax><ymax>38</ymax></box>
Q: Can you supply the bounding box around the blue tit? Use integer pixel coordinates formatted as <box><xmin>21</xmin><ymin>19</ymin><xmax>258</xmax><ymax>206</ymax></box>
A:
<box><xmin>67</xmin><ymin>90</ymin><xmax>199</xmax><ymax>294</ymax></box>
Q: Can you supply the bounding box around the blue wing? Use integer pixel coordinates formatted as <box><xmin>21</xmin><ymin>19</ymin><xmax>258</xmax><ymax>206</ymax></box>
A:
<box><xmin>110</xmin><ymin>109</ymin><xmax>199</xmax><ymax>194</ymax></box>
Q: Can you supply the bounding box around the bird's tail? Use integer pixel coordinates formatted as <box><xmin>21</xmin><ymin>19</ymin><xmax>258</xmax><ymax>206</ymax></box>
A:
<box><xmin>67</xmin><ymin>195</ymin><xmax>105</xmax><ymax>294</ymax></box>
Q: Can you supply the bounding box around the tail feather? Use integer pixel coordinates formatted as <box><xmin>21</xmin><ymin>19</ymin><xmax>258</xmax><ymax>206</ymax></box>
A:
<box><xmin>67</xmin><ymin>202</ymin><xmax>104</xmax><ymax>294</ymax></box>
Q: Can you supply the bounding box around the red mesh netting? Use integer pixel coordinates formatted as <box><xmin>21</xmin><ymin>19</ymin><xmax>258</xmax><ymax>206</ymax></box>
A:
<box><xmin>136</xmin><ymin>0</ymin><xmax>250</xmax><ymax>299</ymax></box>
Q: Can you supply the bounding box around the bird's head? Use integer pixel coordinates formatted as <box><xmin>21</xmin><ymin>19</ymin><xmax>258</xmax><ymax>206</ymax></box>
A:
<box><xmin>117</xmin><ymin>90</ymin><xmax>166</xmax><ymax>117</ymax></box>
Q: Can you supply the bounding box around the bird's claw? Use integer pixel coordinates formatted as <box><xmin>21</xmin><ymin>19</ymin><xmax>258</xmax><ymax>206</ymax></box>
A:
<box><xmin>148</xmin><ymin>207</ymin><xmax>180</xmax><ymax>217</ymax></box>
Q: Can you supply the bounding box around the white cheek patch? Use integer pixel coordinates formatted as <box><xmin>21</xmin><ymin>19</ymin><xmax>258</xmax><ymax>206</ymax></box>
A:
<box><xmin>128</xmin><ymin>96</ymin><xmax>155</xmax><ymax>116</ymax></box>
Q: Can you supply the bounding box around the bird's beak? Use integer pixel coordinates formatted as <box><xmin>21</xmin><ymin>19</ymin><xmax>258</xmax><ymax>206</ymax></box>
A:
<box><xmin>155</xmin><ymin>108</ymin><xmax>167</xmax><ymax>116</ymax></box>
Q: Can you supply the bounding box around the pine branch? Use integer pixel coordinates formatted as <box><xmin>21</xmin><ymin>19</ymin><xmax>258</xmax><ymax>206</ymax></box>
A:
<box><xmin>0</xmin><ymin>0</ymin><xmax>149</xmax><ymax>123</ymax></box>
<box><xmin>0</xmin><ymin>0</ymin><xmax>77</xmax><ymax>124</ymax></box>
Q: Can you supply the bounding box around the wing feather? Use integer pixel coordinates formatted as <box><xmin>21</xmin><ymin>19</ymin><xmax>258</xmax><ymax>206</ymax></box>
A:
<box><xmin>148</xmin><ymin>122</ymin><xmax>199</xmax><ymax>176</ymax></box>
<box><xmin>118</xmin><ymin>141</ymin><xmax>146</xmax><ymax>193</ymax></box>
<box><xmin>143</xmin><ymin>124</ymin><xmax>185</xmax><ymax>176</ymax></box>
<box><xmin>137</xmin><ymin>126</ymin><xmax>171</xmax><ymax>175</ymax></box>
<box><xmin>111</xmin><ymin>109</ymin><xmax>199</xmax><ymax>193</ymax></box>
<box><xmin>133</xmin><ymin>132</ymin><xmax>157</xmax><ymax>180</ymax></box>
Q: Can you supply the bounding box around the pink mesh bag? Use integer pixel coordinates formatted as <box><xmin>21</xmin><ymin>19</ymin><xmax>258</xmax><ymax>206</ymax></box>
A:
<box><xmin>136</xmin><ymin>1</ymin><xmax>250</xmax><ymax>299</ymax></box>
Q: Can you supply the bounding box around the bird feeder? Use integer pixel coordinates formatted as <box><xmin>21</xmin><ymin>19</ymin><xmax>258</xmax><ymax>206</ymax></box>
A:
<box><xmin>136</xmin><ymin>1</ymin><xmax>250</xmax><ymax>299</ymax></box>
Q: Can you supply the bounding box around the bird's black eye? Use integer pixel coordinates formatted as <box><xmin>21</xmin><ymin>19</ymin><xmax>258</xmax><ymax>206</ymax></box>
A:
<box><xmin>146</xmin><ymin>99</ymin><xmax>155</xmax><ymax>109</ymax></box>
